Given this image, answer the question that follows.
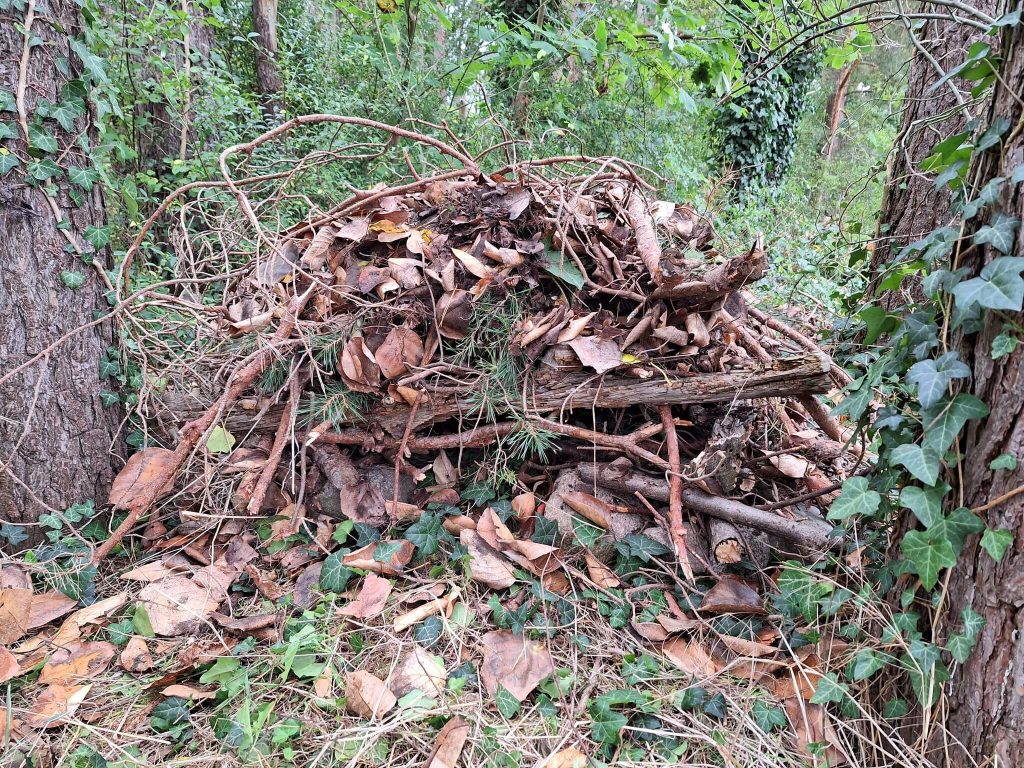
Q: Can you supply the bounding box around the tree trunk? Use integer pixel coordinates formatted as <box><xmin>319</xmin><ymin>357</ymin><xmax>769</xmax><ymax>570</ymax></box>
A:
<box><xmin>0</xmin><ymin>0</ymin><xmax>122</xmax><ymax>549</ymax></box>
<box><xmin>252</xmin><ymin>0</ymin><xmax>284</xmax><ymax>118</ymax></box>
<box><xmin>942</xmin><ymin>20</ymin><xmax>1024</xmax><ymax>765</ymax></box>
<box><xmin>821</xmin><ymin>60</ymin><xmax>856</xmax><ymax>160</ymax></box>
<box><xmin>865</xmin><ymin>5</ymin><xmax>995</xmax><ymax>307</ymax></box>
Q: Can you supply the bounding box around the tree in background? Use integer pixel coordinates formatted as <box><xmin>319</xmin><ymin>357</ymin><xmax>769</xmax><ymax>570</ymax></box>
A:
<box><xmin>252</xmin><ymin>0</ymin><xmax>284</xmax><ymax>116</ymax></box>
<box><xmin>0</xmin><ymin>0</ymin><xmax>122</xmax><ymax>548</ymax></box>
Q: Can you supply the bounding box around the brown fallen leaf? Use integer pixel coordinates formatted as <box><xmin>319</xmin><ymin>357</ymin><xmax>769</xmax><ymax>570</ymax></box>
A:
<box><xmin>211</xmin><ymin>613</ymin><xmax>280</xmax><ymax>634</ymax></box>
<box><xmin>462</xmin><ymin>530</ymin><xmax>516</xmax><ymax>590</ymax></box>
<box><xmin>717</xmin><ymin>634</ymin><xmax>778</xmax><ymax>658</ymax></box>
<box><xmin>27</xmin><ymin>591</ymin><xmax>78</xmax><ymax>630</ymax></box>
<box><xmin>39</xmin><ymin>641</ymin><xmax>116</xmax><ymax>685</ymax></box>
<box><xmin>109</xmin><ymin>447</ymin><xmax>177</xmax><ymax>512</ymax></box>
<box><xmin>0</xmin><ymin>646</ymin><xmax>20</xmax><ymax>683</ymax></box>
<box><xmin>583</xmin><ymin>551</ymin><xmax>621</xmax><ymax>588</ymax></box>
<box><xmin>120</xmin><ymin>636</ymin><xmax>154</xmax><ymax>673</ymax></box>
<box><xmin>162</xmin><ymin>684</ymin><xmax>217</xmax><ymax>701</ymax></box>
<box><xmin>442</xmin><ymin>515</ymin><xmax>475</xmax><ymax>535</ymax></box>
<box><xmin>662</xmin><ymin>637</ymin><xmax>721</xmax><ymax>678</ymax></box>
<box><xmin>480</xmin><ymin>630</ymin><xmax>554</xmax><ymax>701</ymax></box>
<box><xmin>25</xmin><ymin>683</ymin><xmax>92</xmax><ymax>729</ymax></box>
<box><xmin>245</xmin><ymin>564</ymin><xmax>287</xmax><ymax>601</ymax></box>
<box><xmin>540</xmin><ymin>748</ymin><xmax>589</xmax><ymax>768</ymax></box>
<box><xmin>390</xmin><ymin>646</ymin><xmax>447</xmax><ymax>697</ymax></box>
<box><xmin>138</xmin><ymin>576</ymin><xmax>223</xmax><ymax>636</ymax></box>
<box><xmin>698</xmin><ymin>577</ymin><xmax>766</xmax><ymax>615</ymax></box>
<box><xmin>631</xmin><ymin>621</ymin><xmax>670</xmax><ymax>642</ymax></box>
<box><xmin>393</xmin><ymin>588</ymin><xmax>459</xmax><ymax>633</ymax></box>
<box><xmin>782</xmin><ymin>698</ymin><xmax>847</xmax><ymax>766</ymax></box>
<box><xmin>340</xmin><ymin>573</ymin><xmax>393</xmax><ymax>619</ymax></box>
<box><xmin>293</xmin><ymin>562</ymin><xmax>323</xmax><ymax>609</ymax></box>
<box><xmin>560</xmin><ymin>491</ymin><xmax>613</xmax><ymax>528</ymax></box>
<box><xmin>511</xmin><ymin>492</ymin><xmax>536</xmax><ymax>523</ymax></box>
<box><xmin>343</xmin><ymin>541</ymin><xmax>414</xmax><ymax>575</ymax></box>
<box><xmin>567</xmin><ymin>335</ymin><xmax>622</xmax><ymax>374</ymax></box>
<box><xmin>53</xmin><ymin>592</ymin><xmax>129</xmax><ymax>645</ymax></box>
<box><xmin>376</xmin><ymin>326</ymin><xmax>424</xmax><ymax>380</ymax></box>
<box><xmin>120</xmin><ymin>560</ymin><xmax>184</xmax><ymax>582</ymax></box>
<box><xmin>421</xmin><ymin>716</ymin><xmax>470</xmax><ymax>768</ymax></box>
<box><xmin>345</xmin><ymin>670</ymin><xmax>397</xmax><ymax>719</ymax></box>
<box><xmin>0</xmin><ymin>587</ymin><xmax>32</xmax><ymax>645</ymax></box>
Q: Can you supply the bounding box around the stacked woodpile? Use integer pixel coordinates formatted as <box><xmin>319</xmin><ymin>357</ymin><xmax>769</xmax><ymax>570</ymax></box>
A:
<box><xmin>104</xmin><ymin>150</ymin><xmax>857</xmax><ymax>572</ymax></box>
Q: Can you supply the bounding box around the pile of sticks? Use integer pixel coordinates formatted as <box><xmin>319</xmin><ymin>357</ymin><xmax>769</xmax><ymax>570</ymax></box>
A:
<box><xmin>103</xmin><ymin>122</ymin><xmax>856</xmax><ymax>572</ymax></box>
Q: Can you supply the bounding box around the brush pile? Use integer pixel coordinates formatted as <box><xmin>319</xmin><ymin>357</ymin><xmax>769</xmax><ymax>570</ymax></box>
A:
<box><xmin>107</xmin><ymin>123</ymin><xmax>858</xmax><ymax>580</ymax></box>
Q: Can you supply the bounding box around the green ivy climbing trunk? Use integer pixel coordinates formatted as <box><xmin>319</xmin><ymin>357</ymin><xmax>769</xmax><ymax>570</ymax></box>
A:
<box><xmin>942</xmin><ymin>20</ymin><xmax>1024</xmax><ymax>765</ymax></box>
<box><xmin>866</xmin><ymin>3</ymin><xmax>996</xmax><ymax>308</ymax></box>
<box><xmin>0</xmin><ymin>0</ymin><xmax>122</xmax><ymax>548</ymax></box>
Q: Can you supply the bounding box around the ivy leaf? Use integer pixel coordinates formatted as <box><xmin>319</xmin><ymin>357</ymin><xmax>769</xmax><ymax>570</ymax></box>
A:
<box><xmin>572</xmin><ymin>516</ymin><xmax>603</xmax><ymax>548</ymax></box>
<box><xmin>616</xmin><ymin>533</ymin><xmax>671</xmax><ymax>562</ymax></box>
<box><xmin>495</xmin><ymin>685</ymin><xmax>521</xmax><ymax>718</ymax></box>
<box><xmin>69</xmin><ymin>39</ymin><xmax>110</xmax><ymax>85</ymax></box>
<box><xmin>69</xmin><ymin>165</ymin><xmax>99</xmax><ymax>191</ymax></box>
<box><xmin>898</xmin><ymin>484</ymin><xmax>948</xmax><ymax>528</ymax></box>
<box><xmin>319</xmin><ymin>551</ymin><xmax>352</xmax><ymax>592</ymax></box>
<box><xmin>922</xmin><ymin>394</ymin><xmax>990</xmax><ymax>456</ymax></box>
<box><xmin>60</xmin><ymin>270</ymin><xmax>86</xmax><ymax>290</ymax></box>
<box><xmin>931</xmin><ymin>507</ymin><xmax>984</xmax><ymax>553</ymax></box>
<box><xmin>902</xmin><ymin>530</ymin><xmax>957</xmax><ymax>590</ymax></box>
<box><xmin>0</xmin><ymin>122</ymin><xmax>16</xmax><ymax>140</ymax></box>
<box><xmin>809</xmin><ymin>672</ymin><xmax>849</xmax><ymax>705</ymax></box>
<box><xmin>404</xmin><ymin>512</ymin><xmax>445</xmax><ymax>556</ymax></box>
<box><xmin>0</xmin><ymin>151</ymin><xmax>20</xmax><ymax>175</ymax></box>
<box><xmin>991</xmin><ymin>332</ymin><xmax>1019</xmax><ymax>360</ymax></box>
<box><xmin>980</xmin><ymin>528</ymin><xmax>1012</xmax><ymax>561</ymax></box>
<box><xmin>150</xmin><ymin>697</ymin><xmax>190</xmax><ymax>733</ymax></box>
<box><xmin>973</xmin><ymin>213</ymin><xmax>1020</xmax><ymax>255</ymax></box>
<box><xmin>373</xmin><ymin>540</ymin><xmax>405</xmax><ymax>563</ymax></box>
<box><xmin>0</xmin><ymin>89</ymin><xmax>15</xmax><ymax>112</ymax></box>
<box><xmin>531</xmin><ymin>515</ymin><xmax>558</xmax><ymax>545</ymax></box>
<box><xmin>28</xmin><ymin>125</ymin><xmax>58</xmax><ymax>153</ymax></box>
<box><xmin>989</xmin><ymin>453</ymin><xmax>1017</xmax><ymax>471</ymax></box>
<box><xmin>588</xmin><ymin>700</ymin><xmax>628</xmax><ymax>745</ymax></box>
<box><xmin>891</xmin><ymin>444</ymin><xmax>941</xmax><ymax>486</ymax></box>
<box><xmin>752</xmin><ymin>699</ymin><xmax>788</xmax><ymax>731</ymax></box>
<box><xmin>952</xmin><ymin>256</ymin><xmax>1024</xmax><ymax>311</ymax></box>
<box><xmin>49</xmin><ymin>98</ymin><xmax>85</xmax><ymax>131</ymax></box>
<box><xmin>0</xmin><ymin>523</ymin><xmax>28</xmax><ymax>545</ymax></box>
<box><xmin>962</xmin><ymin>608</ymin><xmax>985</xmax><ymax>639</ymax></box>
<box><xmin>851</xmin><ymin>648</ymin><xmax>886</xmax><ymax>681</ymax></box>
<box><xmin>906</xmin><ymin>352</ymin><xmax>970</xmax><ymax>408</ymax></box>
<box><xmin>827</xmin><ymin>476</ymin><xmax>881</xmax><ymax>521</ymax></box>
<box><xmin>946</xmin><ymin>632</ymin><xmax>976</xmax><ymax>663</ymax></box>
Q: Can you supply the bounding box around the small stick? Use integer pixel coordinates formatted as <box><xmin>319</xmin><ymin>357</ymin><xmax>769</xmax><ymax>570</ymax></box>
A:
<box><xmin>393</xmin><ymin>394</ymin><xmax>423</xmax><ymax>514</ymax></box>
<box><xmin>659</xmin><ymin>405</ymin><xmax>695</xmax><ymax>582</ymax></box>
<box><xmin>251</xmin><ymin>374</ymin><xmax>300</xmax><ymax>517</ymax></box>
<box><xmin>748</xmin><ymin>305</ymin><xmax>852</xmax><ymax>386</ymax></box>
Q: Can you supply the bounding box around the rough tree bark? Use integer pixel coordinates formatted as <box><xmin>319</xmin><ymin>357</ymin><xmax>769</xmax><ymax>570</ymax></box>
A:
<box><xmin>0</xmin><ymin>0</ymin><xmax>122</xmax><ymax>548</ymax></box>
<box><xmin>821</xmin><ymin>59</ymin><xmax>856</xmax><ymax>160</ymax></box>
<box><xmin>866</xmin><ymin>3</ymin><xmax>996</xmax><ymax>308</ymax></box>
<box><xmin>252</xmin><ymin>0</ymin><xmax>284</xmax><ymax>118</ymax></box>
<box><xmin>941</xmin><ymin>20</ymin><xmax>1024</xmax><ymax>766</ymax></box>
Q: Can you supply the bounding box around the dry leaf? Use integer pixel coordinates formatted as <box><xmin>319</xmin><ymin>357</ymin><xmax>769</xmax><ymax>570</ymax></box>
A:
<box><xmin>583</xmin><ymin>551</ymin><xmax>620</xmax><ymax>588</ymax></box>
<box><xmin>109</xmin><ymin>447</ymin><xmax>177</xmax><ymax>512</ymax></box>
<box><xmin>162</xmin><ymin>684</ymin><xmax>217</xmax><ymax>701</ymax></box>
<box><xmin>452</xmin><ymin>247</ymin><xmax>494</xmax><ymax>278</ymax></box>
<box><xmin>25</xmin><ymin>683</ymin><xmax>92</xmax><ymax>729</ymax></box>
<box><xmin>0</xmin><ymin>646</ymin><xmax>20</xmax><ymax>683</ymax></box>
<box><xmin>567</xmin><ymin>336</ymin><xmax>621</xmax><ymax>374</ymax></box>
<box><xmin>120</xmin><ymin>560</ymin><xmax>184</xmax><ymax>582</ymax></box>
<box><xmin>769</xmin><ymin>453</ymin><xmax>811</xmax><ymax>479</ymax></box>
<box><xmin>556</xmin><ymin>312</ymin><xmax>597</xmax><ymax>343</ymax></box>
<box><xmin>39</xmin><ymin>641</ymin><xmax>116</xmax><ymax>685</ymax></box>
<box><xmin>120</xmin><ymin>636</ymin><xmax>154</xmax><ymax>673</ymax></box>
<box><xmin>345</xmin><ymin>671</ymin><xmax>397</xmax><ymax>719</ymax></box>
<box><xmin>376</xmin><ymin>326</ymin><xmax>424</xmax><ymax>380</ymax></box>
<box><xmin>339</xmin><ymin>573</ymin><xmax>393</xmax><ymax>619</ymax></box>
<box><xmin>390</xmin><ymin>646</ymin><xmax>447</xmax><ymax>697</ymax></box>
<box><xmin>662</xmin><ymin>637</ymin><xmax>720</xmax><ymax>678</ymax></box>
<box><xmin>511</xmin><ymin>492</ymin><xmax>536</xmax><ymax>523</ymax></box>
<box><xmin>393</xmin><ymin>588</ymin><xmax>458</xmax><ymax>633</ymax></box>
<box><xmin>560</xmin><ymin>491</ymin><xmax>612</xmax><ymax>528</ymax></box>
<box><xmin>343</xmin><ymin>541</ymin><xmax>414</xmax><ymax>575</ymax></box>
<box><xmin>540</xmin><ymin>748</ymin><xmax>589</xmax><ymax>768</ymax></box>
<box><xmin>480</xmin><ymin>630</ymin><xmax>554</xmax><ymax>701</ymax></box>
<box><xmin>698</xmin><ymin>577</ymin><xmax>765</xmax><ymax>615</ymax></box>
<box><xmin>421</xmin><ymin>716</ymin><xmax>470</xmax><ymax>768</ymax></box>
<box><xmin>52</xmin><ymin>592</ymin><xmax>129</xmax><ymax>645</ymax></box>
<box><xmin>0</xmin><ymin>587</ymin><xmax>33</xmax><ymax>644</ymax></box>
<box><xmin>27</xmin><ymin>591</ymin><xmax>78</xmax><ymax>630</ymax></box>
<box><xmin>462</xmin><ymin>530</ymin><xmax>516</xmax><ymax>589</ymax></box>
<box><xmin>782</xmin><ymin>698</ymin><xmax>847</xmax><ymax>765</ymax></box>
<box><xmin>138</xmin><ymin>576</ymin><xmax>223</xmax><ymax>636</ymax></box>
<box><xmin>631</xmin><ymin>621</ymin><xmax>670</xmax><ymax>642</ymax></box>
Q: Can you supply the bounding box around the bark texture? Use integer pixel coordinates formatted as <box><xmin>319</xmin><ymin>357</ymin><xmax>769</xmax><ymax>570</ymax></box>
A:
<box><xmin>942</xmin><ymin>20</ymin><xmax>1024</xmax><ymax>766</ymax></box>
<box><xmin>867</xmin><ymin>3</ymin><xmax>996</xmax><ymax>308</ymax></box>
<box><xmin>252</xmin><ymin>0</ymin><xmax>284</xmax><ymax>117</ymax></box>
<box><xmin>0</xmin><ymin>0</ymin><xmax>122</xmax><ymax>548</ymax></box>
<box><xmin>822</xmin><ymin>60</ymin><xmax>856</xmax><ymax>160</ymax></box>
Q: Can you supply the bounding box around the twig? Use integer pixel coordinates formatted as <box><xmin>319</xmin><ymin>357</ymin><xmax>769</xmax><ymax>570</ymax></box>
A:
<box><xmin>392</xmin><ymin>393</ymin><xmax>423</xmax><ymax>513</ymax></box>
<box><xmin>659</xmin><ymin>406</ymin><xmax>694</xmax><ymax>582</ymax></box>
<box><xmin>253</xmin><ymin>373</ymin><xmax>300</xmax><ymax>517</ymax></box>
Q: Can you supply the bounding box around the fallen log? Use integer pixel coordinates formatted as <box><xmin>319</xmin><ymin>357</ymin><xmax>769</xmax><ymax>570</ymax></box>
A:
<box><xmin>154</xmin><ymin>352</ymin><xmax>832</xmax><ymax>440</ymax></box>
<box><xmin>578</xmin><ymin>462</ymin><xmax>839</xmax><ymax>552</ymax></box>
